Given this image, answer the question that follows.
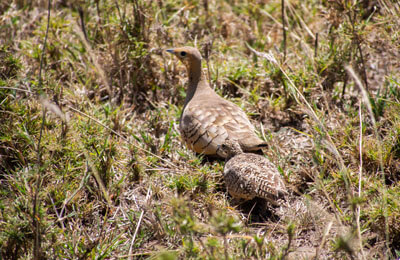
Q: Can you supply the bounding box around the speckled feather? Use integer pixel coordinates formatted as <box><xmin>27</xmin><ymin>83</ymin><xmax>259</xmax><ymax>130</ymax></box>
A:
<box><xmin>221</xmin><ymin>140</ymin><xmax>287</xmax><ymax>203</ymax></box>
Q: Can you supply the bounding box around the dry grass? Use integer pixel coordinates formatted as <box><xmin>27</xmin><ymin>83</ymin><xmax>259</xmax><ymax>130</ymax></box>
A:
<box><xmin>1</xmin><ymin>0</ymin><xmax>400</xmax><ymax>259</ymax></box>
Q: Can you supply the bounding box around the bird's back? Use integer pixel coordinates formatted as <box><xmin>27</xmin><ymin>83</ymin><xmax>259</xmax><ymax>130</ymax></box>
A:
<box><xmin>223</xmin><ymin>153</ymin><xmax>287</xmax><ymax>202</ymax></box>
<box><xmin>180</xmin><ymin>88</ymin><xmax>266</xmax><ymax>158</ymax></box>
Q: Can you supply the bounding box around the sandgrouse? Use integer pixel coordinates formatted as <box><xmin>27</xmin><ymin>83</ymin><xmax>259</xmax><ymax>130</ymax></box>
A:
<box><xmin>220</xmin><ymin>139</ymin><xmax>287</xmax><ymax>205</ymax></box>
<box><xmin>166</xmin><ymin>46</ymin><xmax>267</xmax><ymax>158</ymax></box>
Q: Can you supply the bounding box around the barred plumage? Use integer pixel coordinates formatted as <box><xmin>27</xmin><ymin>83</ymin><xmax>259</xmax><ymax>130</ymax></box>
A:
<box><xmin>221</xmin><ymin>139</ymin><xmax>287</xmax><ymax>204</ymax></box>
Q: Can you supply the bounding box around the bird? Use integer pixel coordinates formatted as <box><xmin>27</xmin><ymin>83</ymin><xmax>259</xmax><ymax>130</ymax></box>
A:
<box><xmin>219</xmin><ymin>139</ymin><xmax>287</xmax><ymax>205</ymax></box>
<box><xmin>166</xmin><ymin>46</ymin><xmax>267</xmax><ymax>158</ymax></box>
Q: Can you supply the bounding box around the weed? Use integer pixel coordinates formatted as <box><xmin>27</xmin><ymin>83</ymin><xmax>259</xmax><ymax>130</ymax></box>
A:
<box><xmin>1</xmin><ymin>0</ymin><xmax>400</xmax><ymax>259</ymax></box>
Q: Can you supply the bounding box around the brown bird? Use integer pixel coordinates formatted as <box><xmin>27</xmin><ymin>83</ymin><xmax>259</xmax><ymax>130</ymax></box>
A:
<box><xmin>220</xmin><ymin>139</ymin><xmax>287</xmax><ymax>205</ymax></box>
<box><xmin>166</xmin><ymin>46</ymin><xmax>267</xmax><ymax>158</ymax></box>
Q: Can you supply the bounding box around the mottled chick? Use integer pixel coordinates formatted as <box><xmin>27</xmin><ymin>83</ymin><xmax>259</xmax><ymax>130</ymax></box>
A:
<box><xmin>220</xmin><ymin>139</ymin><xmax>287</xmax><ymax>205</ymax></box>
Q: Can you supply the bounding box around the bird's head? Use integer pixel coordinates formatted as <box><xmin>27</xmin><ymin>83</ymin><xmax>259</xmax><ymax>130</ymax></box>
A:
<box><xmin>166</xmin><ymin>46</ymin><xmax>202</xmax><ymax>68</ymax></box>
<box><xmin>219</xmin><ymin>139</ymin><xmax>243</xmax><ymax>159</ymax></box>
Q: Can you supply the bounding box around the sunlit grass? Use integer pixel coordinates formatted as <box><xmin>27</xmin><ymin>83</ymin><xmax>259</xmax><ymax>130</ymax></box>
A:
<box><xmin>1</xmin><ymin>0</ymin><xmax>400</xmax><ymax>259</ymax></box>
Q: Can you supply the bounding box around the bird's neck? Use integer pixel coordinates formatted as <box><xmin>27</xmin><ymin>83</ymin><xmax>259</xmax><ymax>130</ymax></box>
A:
<box><xmin>226</xmin><ymin>150</ymin><xmax>243</xmax><ymax>161</ymax></box>
<box><xmin>184</xmin><ymin>61</ymin><xmax>211</xmax><ymax>106</ymax></box>
<box><xmin>225</xmin><ymin>153</ymin><xmax>235</xmax><ymax>161</ymax></box>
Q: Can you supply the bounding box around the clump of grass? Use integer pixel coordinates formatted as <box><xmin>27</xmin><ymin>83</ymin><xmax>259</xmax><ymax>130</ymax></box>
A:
<box><xmin>1</xmin><ymin>0</ymin><xmax>400</xmax><ymax>259</ymax></box>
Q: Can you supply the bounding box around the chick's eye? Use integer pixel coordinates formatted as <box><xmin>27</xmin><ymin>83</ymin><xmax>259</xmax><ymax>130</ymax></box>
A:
<box><xmin>180</xmin><ymin>51</ymin><xmax>187</xmax><ymax>57</ymax></box>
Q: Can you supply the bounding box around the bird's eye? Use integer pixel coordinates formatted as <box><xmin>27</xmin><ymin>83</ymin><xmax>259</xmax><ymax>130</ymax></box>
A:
<box><xmin>180</xmin><ymin>51</ymin><xmax>187</xmax><ymax>57</ymax></box>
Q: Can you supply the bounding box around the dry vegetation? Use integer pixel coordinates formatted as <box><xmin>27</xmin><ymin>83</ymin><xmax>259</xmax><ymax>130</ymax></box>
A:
<box><xmin>1</xmin><ymin>0</ymin><xmax>400</xmax><ymax>259</ymax></box>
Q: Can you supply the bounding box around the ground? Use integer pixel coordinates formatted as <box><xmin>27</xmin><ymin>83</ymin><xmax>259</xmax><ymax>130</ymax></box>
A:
<box><xmin>0</xmin><ymin>0</ymin><xmax>400</xmax><ymax>259</ymax></box>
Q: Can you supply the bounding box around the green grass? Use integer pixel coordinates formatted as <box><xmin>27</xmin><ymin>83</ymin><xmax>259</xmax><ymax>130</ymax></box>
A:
<box><xmin>1</xmin><ymin>0</ymin><xmax>400</xmax><ymax>259</ymax></box>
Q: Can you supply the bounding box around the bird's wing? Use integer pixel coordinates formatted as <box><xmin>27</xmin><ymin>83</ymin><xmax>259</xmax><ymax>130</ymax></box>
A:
<box><xmin>180</xmin><ymin>98</ymin><xmax>265</xmax><ymax>157</ymax></box>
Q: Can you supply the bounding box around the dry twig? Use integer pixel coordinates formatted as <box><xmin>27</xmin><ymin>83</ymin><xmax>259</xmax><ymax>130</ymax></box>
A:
<box><xmin>128</xmin><ymin>186</ymin><xmax>152</xmax><ymax>260</ymax></box>
<box><xmin>346</xmin><ymin>65</ymin><xmax>388</xmax><ymax>254</ymax></box>
<box><xmin>356</xmin><ymin>102</ymin><xmax>366</xmax><ymax>260</ymax></box>
<box><xmin>33</xmin><ymin>0</ymin><xmax>51</xmax><ymax>258</ymax></box>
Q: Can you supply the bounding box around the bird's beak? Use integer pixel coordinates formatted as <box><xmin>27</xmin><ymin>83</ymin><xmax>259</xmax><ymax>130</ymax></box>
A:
<box><xmin>166</xmin><ymin>49</ymin><xmax>174</xmax><ymax>54</ymax></box>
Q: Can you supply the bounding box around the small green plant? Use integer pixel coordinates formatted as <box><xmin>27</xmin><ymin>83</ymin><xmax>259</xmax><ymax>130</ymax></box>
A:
<box><xmin>1</xmin><ymin>0</ymin><xmax>400</xmax><ymax>258</ymax></box>
<box><xmin>170</xmin><ymin>198</ymin><xmax>201</xmax><ymax>257</ymax></box>
<box><xmin>369</xmin><ymin>87</ymin><xmax>389</xmax><ymax>120</ymax></box>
